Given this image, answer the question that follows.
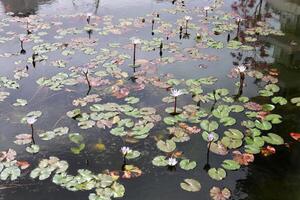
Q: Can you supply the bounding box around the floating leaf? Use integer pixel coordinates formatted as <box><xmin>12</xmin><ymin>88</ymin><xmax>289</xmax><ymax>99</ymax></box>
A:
<box><xmin>13</xmin><ymin>99</ymin><xmax>27</xmax><ymax>107</ymax></box>
<box><xmin>271</xmin><ymin>97</ymin><xmax>287</xmax><ymax>105</ymax></box>
<box><xmin>200</xmin><ymin>120</ymin><xmax>219</xmax><ymax>132</ymax></box>
<box><xmin>152</xmin><ymin>156</ymin><xmax>168</xmax><ymax>167</ymax></box>
<box><xmin>210</xmin><ymin>187</ymin><xmax>231</xmax><ymax>200</ymax></box>
<box><xmin>179</xmin><ymin>159</ymin><xmax>197</xmax><ymax>170</ymax></box>
<box><xmin>180</xmin><ymin>178</ymin><xmax>201</xmax><ymax>192</ymax></box>
<box><xmin>208</xmin><ymin>168</ymin><xmax>226</xmax><ymax>181</ymax></box>
<box><xmin>232</xmin><ymin>151</ymin><xmax>254</xmax><ymax>165</ymax></box>
<box><xmin>209</xmin><ymin>141</ymin><xmax>228</xmax><ymax>155</ymax></box>
<box><xmin>221</xmin><ymin>160</ymin><xmax>240</xmax><ymax>171</ymax></box>
<box><xmin>26</xmin><ymin>144</ymin><xmax>40</xmax><ymax>154</ymax></box>
<box><xmin>125</xmin><ymin>150</ymin><xmax>141</xmax><ymax>160</ymax></box>
<box><xmin>70</xmin><ymin>143</ymin><xmax>85</xmax><ymax>154</ymax></box>
<box><xmin>156</xmin><ymin>140</ymin><xmax>176</xmax><ymax>153</ymax></box>
<box><xmin>262</xmin><ymin>133</ymin><xmax>284</xmax><ymax>145</ymax></box>
<box><xmin>255</xmin><ymin>120</ymin><xmax>272</xmax><ymax>130</ymax></box>
<box><xmin>68</xmin><ymin>133</ymin><xmax>84</xmax><ymax>144</ymax></box>
<box><xmin>291</xmin><ymin>97</ymin><xmax>300</xmax><ymax>106</ymax></box>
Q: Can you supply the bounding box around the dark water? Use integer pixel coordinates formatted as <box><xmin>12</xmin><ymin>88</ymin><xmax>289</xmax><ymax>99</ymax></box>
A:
<box><xmin>0</xmin><ymin>0</ymin><xmax>299</xmax><ymax>200</ymax></box>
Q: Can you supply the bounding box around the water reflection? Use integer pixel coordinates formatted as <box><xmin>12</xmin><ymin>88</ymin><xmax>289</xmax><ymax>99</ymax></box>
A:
<box><xmin>266</xmin><ymin>0</ymin><xmax>300</xmax><ymax>69</ymax></box>
<box><xmin>0</xmin><ymin>0</ymin><xmax>176</xmax><ymax>17</ymax></box>
<box><xmin>0</xmin><ymin>0</ymin><xmax>53</xmax><ymax>16</ymax></box>
<box><xmin>234</xmin><ymin>1</ymin><xmax>300</xmax><ymax>199</ymax></box>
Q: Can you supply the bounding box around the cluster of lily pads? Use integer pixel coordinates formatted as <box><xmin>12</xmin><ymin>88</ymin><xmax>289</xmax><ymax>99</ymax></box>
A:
<box><xmin>0</xmin><ymin>0</ymin><xmax>300</xmax><ymax>199</ymax></box>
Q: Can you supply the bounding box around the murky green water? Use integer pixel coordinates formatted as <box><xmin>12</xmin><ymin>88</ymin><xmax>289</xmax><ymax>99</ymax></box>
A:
<box><xmin>0</xmin><ymin>0</ymin><xmax>299</xmax><ymax>200</ymax></box>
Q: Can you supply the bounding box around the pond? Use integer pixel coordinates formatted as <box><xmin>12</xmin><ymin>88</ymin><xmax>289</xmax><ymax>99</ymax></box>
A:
<box><xmin>0</xmin><ymin>0</ymin><xmax>300</xmax><ymax>200</ymax></box>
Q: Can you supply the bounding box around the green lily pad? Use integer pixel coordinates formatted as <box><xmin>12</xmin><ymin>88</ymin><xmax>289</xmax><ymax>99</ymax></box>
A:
<box><xmin>221</xmin><ymin>160</ymin><xmax>240</xmax><ymax>170</ymax></box>
<box><xmin>156</xmin><ymin>140</ymin><xmax>176</xmax><ymax>153</ymax></box>
<box><xmin>179</xmin><ymin>159</ymin><xmax>197</xmax><ymax>170</ymax></box>
<box><xmin>69</xmin><ymin>133</ymin><xmax>84</xmax><ymax>144</ymax></box>
<box><xmin>125</xmin><ymin>150</ymin><xmax>141</xmax><ymax>160</ymax></box>
<box><xmin>220</xmin><ymin>117</ymin><xmax>236</xmax><ymax>126</ymax></box>
<box><xmin>200</xmin><ymin>120</ymin><xmax>219</xmax><ymax>132</ymax></box>
<box><xmin>271</xmin><ymin>97</ymin><xmax>287</xmax><ymax>105</ymax></box>
<box><xmin>152</xmin><ymin>156</ymin><xmax>168</xmax><ymax>167</ymax></box>
<box><xmin>208</xmin><ymin>168</ymin><xmax>226</xmax><ymax>181</ymax></box>
<box><xmin>180</xmin><ymin>178</ymin><xmax>201</xmax><ymax>192</ymax></box>
<box><xmin>0</xmin><ymin>166</ymin><xmax>21</xmax><ymax>181</ymax></box>
<box><xmin>255</xmin><ymin>120</ymin><xmax>272</xmax><ymax>130</ymax></box>
<box><xmin>163</xmin><ymin>117</ymin><xmax>178</xmax><ymax>125</ymax></box>
<box><xmin>291</xmin><ymin>97</ymin><xmax>300</xmax><ymax>106</ymax></box>
<box><xmin>265</xmin><ymin>114</ymin><xmax>282</xmax><ymax>124</ymax></box>
<box><xmin>26</xmin><ymin>144</ymin><xmax>40</xmax><ymax>154</ymax></box>
<box><xmin>70</xmin><ymin>143</ymin><xmax>85</xmax><ymax>154</ymax></box>
<box><xmin>262</xmin><ymin>104</ymin><xmax>275</xmax><ymax>111</ymax></box>
<box><xmin>262</xmin><ymin>133</ymin><xmax>284</xmax><ymax>145</ymax></box>
<box><xmin>224</xmin><ymin>129</ymin><xmax>244</xmax><ymax>139</ymax></box>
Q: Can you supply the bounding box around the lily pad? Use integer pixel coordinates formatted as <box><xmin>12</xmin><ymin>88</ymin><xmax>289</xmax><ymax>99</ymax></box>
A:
<box><xmin>262</xmin><ymin>133</ymin><xmax>284</xmax><ymax>145</ymax></box>
<box><xmin>180</xmin><ymin>178</ymin><xmax>201</xmax><ymax>192</ymax></box>
<box><xmin>208</xmin><ymin>168</ymin><xmax>226</xmax><ymax>181</ymax></box>
<box><xmin>221</xmin><ymin>160</ymin><xmax>240</xmax><ymax>171</ymax></box>
<box><xmin>179</xmin><ymin>159</ymin><xmax>197</xmax><ymax>170</ymax></box>
<box><xmin>156</xmin><ymin>140</ymin><xmax>176</xmax><ymax>153</ymax></box>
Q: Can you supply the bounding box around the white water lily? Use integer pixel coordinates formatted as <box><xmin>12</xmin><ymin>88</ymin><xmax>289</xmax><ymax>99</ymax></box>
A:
<box><xmin>184</xmin><ymin>16</ymin><xmax>192</xmax><ymax>21</ymax></box>
<box><xmin>27</xmin><ymin>117</ymin><xmax>37</xmax><ymax>125</ymax></box>
<box><xmin>82</xmin><ymin>68</ymin><xmax>89</xmax><ymax>74</ymax></box>
<box><xmin>19</xmin><ymin>34</ymin><xmax>26</xmax><ymax>41</ymax></box>
<box><xmin>168</xmin><ymin>157</ymin><xmax>178</xmax><ymax>166</ymax></box>
<box><xmin>236</xmin><ymin>17</ymin><xmax>243</xmax><ymax>23</ymax></box>
<box><xmin>121</xmin><ymin>146</ymin><xmax>132</xmax><ymax>155</ymax></box>
<box><xmin>204</xmin><ymin>6</ymin><xmax>210</xmax><ymax>11</ymax></box>
<box><xmin>237</xmin><ymin>65</ymin><xmax>247</xmax><ymax>73</ymax></box>
<box><xmin>207</xmin><ymin>133</ymin><xmax>215</xmax><ymax>142</ymax></box>
<box><xmin>132</xmin><ymin>38</ymin><xmax>142</xmax><ymax>45</ymax></box>
<box><xmin>86</xmin><ymin>13</ymin><xmax>92</xmax><ymax>18</ymax></box>
<box><xmin>170</xmin><ymin>88</ymin><xmax>183</xmax><ymax>97</ymax></box>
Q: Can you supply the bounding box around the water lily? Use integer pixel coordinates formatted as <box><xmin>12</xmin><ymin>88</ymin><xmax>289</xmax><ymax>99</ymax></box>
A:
<box><xmin>204</xmin><ymin>6</ymin><xmax>210</xmax><ymax>11</ymax></box>
<box><xmin>168</xmin><ymin>157</ymin><xmax>178</xmax><ymax>166</ymax></box>
<box><xmin>170</xmin><ymin>88</ymin><xmax>183</xmax><ymax>114</ymax></box>
<box><xmin>86</xmin><ymin>13</ymin><xmax>92</xmax><ymax>24</ymax></box>
<box><xmin>19</xmin><ymin>34</ymin><xmax>26</xmax><ymax>42</ymax></box>
<box><xmin>131</xmin><ymin>38</ymin><xmax>141</xmax><ymax>72</ymax></box>
<box><xmin>27</xmin><ymin>117</ymin><xmax>37</xmax><ymax>145</ymax></box>
<box><xmin>236</xmin><ymin>65</ymin><xmax>246</xmax><ymax>73</ymax></box>
<box><xmin>207</xmin><ymin>133</ymin><xmax>215</xmax><ymax>142</ymax></box>
<box><xmin>236</xmin><ymin>17</ymin><xmax>243</xmax><ymax>23</ymax></box>
<box><xmin>204</xmin><ymin>6</ymin><xmax>210</xmax><ymax>17</ymax></box>
<box><xmin>184</xmin><ymin>16</ymin><xmax>192</xmax><ymax>35</ymax></box>
<box><xmin>204</xmin><ymin>133</ymin><xmax>214</xmax><ymax>171</ymax></box>
<box><xmin>27</xmin><ymin>117</ymin><xmax>37</xmax><ymax>125</ymax></box>
<box><xmin>170</xmin><ymin>88</ymin><xmax>183</xmax><ymax>97</ymax></box>
<box><xmin>132</xmin><ymin>38</ymin><xmax>141</xmax><ymax>45</ymax></box>
<box><xmin>234</xmin><ymin>65</ymin><xmax>246</xmax><ymax>99</ymax></box>
<box><xmin>121</xmin><ymin>146</ymin><xmax>132</xmax><ymax>156</ymax></box>
<box><xmin>184</xmin><ymin>15</ymin><xmax>192</xmax><ymax>21</ymax></box>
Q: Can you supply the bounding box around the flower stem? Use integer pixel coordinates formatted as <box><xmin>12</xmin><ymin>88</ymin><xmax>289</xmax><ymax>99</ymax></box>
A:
<box><xmin>174</xmin><ymin>96</ymin><xmax>177</xmax><ymax>114</ymax></box>
<box><xmin>31</xmin><ymin>124</ymin><xmax>35</xmax><ymax>145</ymax></box>
<box><xmin>83</xmin><ymin>70</ymin><xmax>92</xmax><ymax>95</ymax></box>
